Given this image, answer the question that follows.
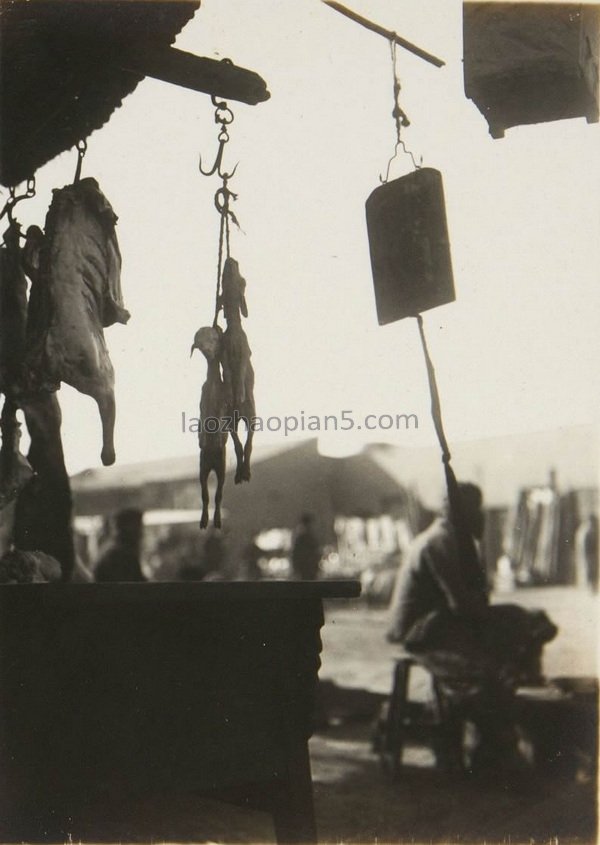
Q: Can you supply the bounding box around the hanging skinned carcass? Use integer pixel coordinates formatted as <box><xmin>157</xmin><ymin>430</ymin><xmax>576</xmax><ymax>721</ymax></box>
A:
<box><xmin>0</xmin><ymin>220</ymin><xmax>33</xmax><ymax>514</ymax></box>
<box><xmin>22</xmin><ymin>177</ymin><xmax>130</xmax><ymax>466</ymax></box>
<box><xmin>0</xmin><ymin>213</ymin><xmax>76</xmax><ymax>578</ymax></box>
<box><xmin>190</xmin><ymin>326</ymin><xmax>228</xmax><ymax>529</ymax></box>
<box><xmin>219</xmin><ymin>257</ymin><xmax>255</xmax><ymax>485</ymax></box>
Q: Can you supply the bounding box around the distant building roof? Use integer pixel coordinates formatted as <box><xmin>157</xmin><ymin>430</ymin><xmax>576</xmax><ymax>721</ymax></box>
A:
<box><xmin>367</xmin><ymin>423</ymin><xmax>599</xmax><ymax>509</ymax></box>
<box><xmin>71</xmin><ymin>425</ymin><xmax>598</xmax><ymax>520</ymax></box>
<box><xmin>71</xmin><ymin>441</ymin><xmax>292</xmax><ymax>493</ymax></box>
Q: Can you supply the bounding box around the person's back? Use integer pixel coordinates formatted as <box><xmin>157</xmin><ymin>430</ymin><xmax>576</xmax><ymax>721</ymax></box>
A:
<box><xmin>94</xmin><ymin>508</ymin><xmax>146</xmax><ymax>582</ymax></box>
<box><xmin>387</xmin><ymin>510</ymin><xmax>488</xmax><ymax>645</ymax></box>
<box><xmin>95</xmin><ymin>542</ymin><xmax>145</xmax><ymax>582</ymax></box>
<box><xmin>387</xmin><ymin>516</ymin><xmax>461</xmax><ymax>642</ymax></box>
<box><xmin>291</xmin><ymin>513</ymin><xmax>321</xmax><ymax>581</ymax></box>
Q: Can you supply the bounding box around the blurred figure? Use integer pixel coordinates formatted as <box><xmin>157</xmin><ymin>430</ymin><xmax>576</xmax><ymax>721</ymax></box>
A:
<box><xmin>291</xmin><ymin>513</ymin><xmax>321</xmax><ymax>580</ymax></box>
<box><xmin>178</xmin><ymin>537</ymin><xmax>206</xmax><ymax>581</ymax></box>
<box><xmin>386</xmin><ymin>483</ymin><xmax>557</xmax><ymax>774</ymax></box>
<box><xmin>0</xmin><ymin>548</ymin><xmax>62</xmax><ymax>583</ymax></box>
<box><xmin>203</xmin><ymin>527</ymin><xmax>226</xmax><ymax>578</ymax></box>
<box><xmin>94</xmin><ymin>508</ymin><xmax>146</xmax><ymax>582</ymax></box>
<box><xmin>240</xmin><ymin>538</ymin><xmax>263</xmax><ymax>581</ymax></box>
<box><xmin>387</xmin><ymin>483</ymin><xmax>488</xmax><ymax>644</ymax></box>
<box><xmin>575</xmin><ymin>514</ymin><xmax>598</xmax><ymax>592</ymax></box>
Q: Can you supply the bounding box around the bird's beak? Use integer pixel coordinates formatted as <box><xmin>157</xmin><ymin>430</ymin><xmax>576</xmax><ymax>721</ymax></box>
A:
<box><xmin>241</xmin><ymin>294</ymin><xmax>248</xmax><ymax>319</ymax></box>
<box><xmin>190</xmin><ymin>345</ymin><xmax>196</xmax><ymax>358</ymax></box>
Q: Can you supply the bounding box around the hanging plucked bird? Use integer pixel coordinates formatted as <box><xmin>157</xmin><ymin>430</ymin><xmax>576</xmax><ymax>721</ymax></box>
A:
<box><xmin>192</xmin><ymin>94</ymin><xmax>256</xmax><ymax>529</ymax></box>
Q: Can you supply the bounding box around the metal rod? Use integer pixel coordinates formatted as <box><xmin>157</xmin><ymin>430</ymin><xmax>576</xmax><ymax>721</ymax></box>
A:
<box><xmin>321</xmin><ymin>0</ymin><xmax>445</xmax><ymax>68</ymax></box>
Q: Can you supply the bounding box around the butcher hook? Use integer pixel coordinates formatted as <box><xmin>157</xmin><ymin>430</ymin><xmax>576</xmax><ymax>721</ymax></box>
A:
<box><xmin>199</xmin><ymin>130</ymin><xmax>239</xmax><ymax>179</ymax></box>
<box><xmin>199</xmin><ymin>92</ymin><xmax>238</xmax><ymax>179</ymax></box>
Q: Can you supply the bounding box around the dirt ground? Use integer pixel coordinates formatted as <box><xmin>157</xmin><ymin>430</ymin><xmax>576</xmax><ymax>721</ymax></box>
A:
<box><xmin>309</xmin><ymin>585</ymin><xmax>599</xmax><ymax>845</ymax></box>
<box><xmin>58</xmin><ymin>585</ymin><xmax>597</xmax><ymax>845</ymax></box>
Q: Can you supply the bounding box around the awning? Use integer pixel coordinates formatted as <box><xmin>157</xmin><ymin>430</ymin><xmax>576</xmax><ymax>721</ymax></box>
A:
<box><xmin>0</xmin><ymin>0</ymin><xmax>269</xmax><ymax>187</ymax></box>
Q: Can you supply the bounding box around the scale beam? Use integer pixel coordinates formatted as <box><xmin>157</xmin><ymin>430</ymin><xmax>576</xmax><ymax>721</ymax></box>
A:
<box><xmin>322</xmin><ymin>1</ymin><xmax>445</xmax><ymax>68</ymax></box>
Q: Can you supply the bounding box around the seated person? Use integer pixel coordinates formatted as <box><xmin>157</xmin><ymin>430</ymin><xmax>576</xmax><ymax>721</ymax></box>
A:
<box><xmin>387</xmin><ymin>483</ymin><xmax>557</xmax><ymax>772</ymax></box>
<box><xmin>387</xmin><ymin>483</ymin><xmax>488</xmax><ymax>647</ymax></box>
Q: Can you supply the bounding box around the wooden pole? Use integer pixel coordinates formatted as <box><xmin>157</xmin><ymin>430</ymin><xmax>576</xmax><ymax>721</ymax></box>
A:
<box><xmin>119</xmin><ymin>46</ymin><xmax>270</xmax><ymax>105</ymax></box>
<box><xmin>321</xmin><ymin>1</ymin><xmax>445</xmax><ymax>68</ymax></box>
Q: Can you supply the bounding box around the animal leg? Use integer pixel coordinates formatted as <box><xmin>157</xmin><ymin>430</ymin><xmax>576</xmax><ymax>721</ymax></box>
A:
<box><xmin>96</xmin><ymin>390</ymin><xmax>116</xmax><ymax>466</ymax></box>
<box><xmin>230</xmin><ymin>424</ymin><xmax>245</xmax><ymax>485</ymax></box>
<box><xmin>213</xmin><ymin>450</ymin><xmax>226</xmax><ymax>529</ymax></box>
<box><xmin>199</xmin><ymin>455</ymin><xmax>210</xmax><ymax>529</ymax></box>
<box><xmin>242</xmin><ymin>417</ymin><xmax>253</xmax><ymax>482</ymax></box>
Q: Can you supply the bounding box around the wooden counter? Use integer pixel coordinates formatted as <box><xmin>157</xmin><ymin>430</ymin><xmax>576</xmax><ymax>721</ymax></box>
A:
<box><xmin>0</xmin><ymin>580</ymin><xmax>360</xmax><ymax>843</ymax></box>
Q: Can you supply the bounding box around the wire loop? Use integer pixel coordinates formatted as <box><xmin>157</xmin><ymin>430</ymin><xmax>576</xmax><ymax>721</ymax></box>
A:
<box><xmin>379</xmin><ymin>38</ymin><xmax>422</xmax><ymax>183</ymax></box>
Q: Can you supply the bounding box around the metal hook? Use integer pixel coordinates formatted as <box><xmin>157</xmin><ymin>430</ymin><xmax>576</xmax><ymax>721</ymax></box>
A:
<box><xmin>74</xmin><ymin>139</ymin><xmax>87</xmax><ymax>184</ymax></box>
<box><xmin>199</xmin><ymin>140</ymin><xmax>239</xmax><ymax>179</ymax></box>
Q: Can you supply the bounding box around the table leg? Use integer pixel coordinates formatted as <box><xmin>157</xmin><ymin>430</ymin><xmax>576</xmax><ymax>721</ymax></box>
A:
<box><xmin>272</xmin><ymin>739</ymin><xmax>317</xmax><ymax>844</ymax></box>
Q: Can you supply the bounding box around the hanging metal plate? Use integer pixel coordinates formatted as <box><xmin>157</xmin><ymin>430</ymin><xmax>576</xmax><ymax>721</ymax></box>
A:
<box><xmin>365</xmin><ymin>167</ymin><xmax>455</xmax><ymax>325</ymax></box>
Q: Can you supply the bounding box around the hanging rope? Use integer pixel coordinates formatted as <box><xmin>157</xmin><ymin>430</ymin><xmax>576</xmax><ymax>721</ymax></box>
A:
<box><xmin>214</xmin><ymin>182</ymin><xmax>232</xmax><ymax>327</ymax></box>
<box><xmin>416</xmin><ymin>314</ymin><xmax>450</xmax><ymax>462</ymax></box>
<box><xmin>380</xmin><ymin>37</ymin><xmax>421</xmax><ymax>183</ymax></box>
<box><xmin>416</xmin><ymin>314</ymin><xmax>487</xmax><ymax>593</ymax></box>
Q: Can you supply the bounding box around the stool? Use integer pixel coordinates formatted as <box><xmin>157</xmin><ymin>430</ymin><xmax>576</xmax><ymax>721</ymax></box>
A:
<box><xmin>376</xmin><ymin>655</ymin><xmax>461</xmax><ymax>779</ymax></box>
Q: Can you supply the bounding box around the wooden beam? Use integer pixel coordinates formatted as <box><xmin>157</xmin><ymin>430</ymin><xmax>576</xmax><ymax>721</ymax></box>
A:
<box><xmin>321</xmin><ymin>1</ymin><xmax>445</xmax><ymax>68</ymax></box>
<box><xmin>118</xmin><ymin>45</ymin><xmax>270</xmax><ymax>105</ymax></box>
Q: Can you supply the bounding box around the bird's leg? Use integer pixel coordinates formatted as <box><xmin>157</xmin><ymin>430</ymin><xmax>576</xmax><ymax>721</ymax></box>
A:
<box><xmin>213</xmin><ymin>449</ymin><xmax>226</xmax><ymax>529</ymax></box>
<box><xmin>199</xmin><ymin>453</ymin><xmax>210</xmax><ymax>529</ymax></box>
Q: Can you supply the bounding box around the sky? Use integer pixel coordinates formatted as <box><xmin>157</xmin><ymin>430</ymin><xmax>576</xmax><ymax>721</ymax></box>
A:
<box><xmin>7</xmin><ymin>0</ymin><xmax>600</xmax><ymax>475</ymax></box>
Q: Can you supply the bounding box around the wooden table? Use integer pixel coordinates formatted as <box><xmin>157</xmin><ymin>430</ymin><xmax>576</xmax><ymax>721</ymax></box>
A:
<box><xmin>0</xmin><ymin>580</ymin><xmax>360</xmax><ymax>843</ymax></box>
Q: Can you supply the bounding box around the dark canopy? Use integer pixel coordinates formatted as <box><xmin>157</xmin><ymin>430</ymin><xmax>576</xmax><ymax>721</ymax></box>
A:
<box><xmin>0</xmin><ymin>0</ymin><xmax>200</xmax><ymax>187</ymax></box>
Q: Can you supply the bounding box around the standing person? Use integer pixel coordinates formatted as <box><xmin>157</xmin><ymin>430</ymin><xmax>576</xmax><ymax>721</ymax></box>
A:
<box><xmin>291</xmin><ymin>513</ymin><xmax>321</xmax><ymax>581</ymax></box>
<box><xmin>240</xmin><ymin>538</ymin><xmax>263</xmax><ymax>581</ymax></box>
<box><xmin>575</xmin><ymin>514</ymin><xmax>598</xmax><ymax>592</ymax></box>
<box><xmin>94</xmin><ymin>508</ymin><xmax>146</xmax><ymax>582</ymax></box>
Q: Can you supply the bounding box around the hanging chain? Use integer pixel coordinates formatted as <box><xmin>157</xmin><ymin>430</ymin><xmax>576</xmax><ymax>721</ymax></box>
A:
<box><xmin>199</xmin><ymin>81</ymin><xmax>240</xmax><ymax>328</ymax></box>
<box><xmin>380</xmin><ymin>37</ymin><xmax>421</xmax><ymax>183</ymax></box>
<box><xmin>1</xmin><ymin>177</ymin><xmax>36</xmax><ymax>243</ymax></box>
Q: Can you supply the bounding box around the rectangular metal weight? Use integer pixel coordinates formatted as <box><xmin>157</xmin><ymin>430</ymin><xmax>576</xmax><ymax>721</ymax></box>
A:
<box><xmin>365</xmin><ymin>167</ymin><xmax>455</xmax><ymax>325</ymax></box>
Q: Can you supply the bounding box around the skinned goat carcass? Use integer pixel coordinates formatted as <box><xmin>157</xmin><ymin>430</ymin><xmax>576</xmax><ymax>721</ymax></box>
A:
<box><xmin>22</xmin><ymin>178</ymin><xmax>130</xmax><ymax>466</ymax></box>
<box><xmin>219</xmin><ymin>258</ymin><xmax>255</xmax><ymax>484</ymax></box>
<box><xmin>191</xmin><ymin>326</ymin><xmax>228</xmax><ymax>529</ymax></box>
